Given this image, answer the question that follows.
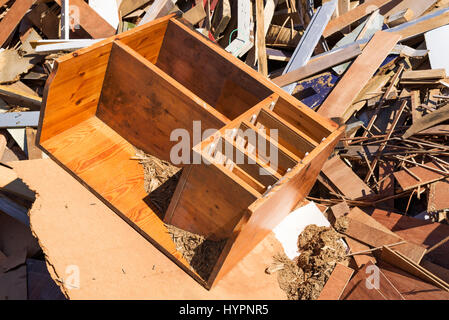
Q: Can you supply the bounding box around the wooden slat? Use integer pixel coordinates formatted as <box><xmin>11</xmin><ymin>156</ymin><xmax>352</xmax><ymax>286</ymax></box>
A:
<box><xmin>272</xmin><ymin>43</ymin><xmax>362</xmax><ymax>87</ymax></box>
<box><xmin>381</xmin><ymin>246</ymin><xmax>449</xmax><ymax>292</ymax></box>
<box><xmin>318</xmin><ymin>263</ymin><xmax>354</xmax><ymax>300</ymax></box>
<box><xmin>321</xmin><ymin>156</ymin><xmax>375</xmax><ymax>200</ymax></box>
<box><xmin>393</xmin><ymin>161</ymin><xmax>445</xmax><ymax>190</ymax></box>
<box><xmin>402</xmin><ymin>69</ymin><xmax>446</xmax><ymax>80</ymax></box>
<box><xmin>0</xmin><ymin>0</ymin><xmax>36</xmax><ymax>48</ymax></box>
<box><xmin>323</xmin><ymin>0</ymin><xmax>396</xmax><ymax>38</ymax></box>
<box><xmin>347</xmin><ymin>207</ymin><xmax>427</xmax><ymax>264</ymax></box>
<box><xmin>403</xmin><ymin>103</ymin><xmax>449</xmax><ymax>138</ymax></box>
<box><xmin>317</xmin><ymin>31</ymin><xmax>401</xmax><ymax>119</ymax></box>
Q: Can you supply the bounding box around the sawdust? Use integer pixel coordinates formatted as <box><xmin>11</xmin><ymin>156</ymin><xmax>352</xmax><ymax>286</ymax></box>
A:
<box><xmin>166</xmin><ymin>224</ymin><xmax>227</xmax><ymax>280</ymax></box>
<box><xmin>334</xmin><ymin>216</ymin><xmax>349</xmax><ymax>233</ymax></box>
<box><xmin>135</xmin><ymin>149</ymin><xmax>226</xmax><ymax>280</ymax></box>
<box><xmin>135</xmin><ymin>149</ymin><xmax>181</xmax><ymax>214</ymax></box>
<box><xmin>269</xmin><ymin>224</ymin><xmax>348</xmax><ymax>300</ymax></box>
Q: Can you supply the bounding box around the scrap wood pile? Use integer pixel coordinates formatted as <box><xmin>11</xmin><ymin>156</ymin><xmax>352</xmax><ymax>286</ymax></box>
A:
<box><xmin>1</xmin><ymin>0</ymin><xmax>449</xmax><ymax>300</ymax></box>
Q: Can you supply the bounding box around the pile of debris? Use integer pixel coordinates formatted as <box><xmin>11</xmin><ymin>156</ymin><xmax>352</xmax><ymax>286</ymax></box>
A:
<box><xmin>1</xmin><ymin>0</ymin><xmax>449</xmax><ymax>300</ymax></box>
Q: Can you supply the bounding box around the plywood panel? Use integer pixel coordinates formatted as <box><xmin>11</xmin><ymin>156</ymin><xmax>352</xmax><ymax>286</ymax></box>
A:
<box><xmin>318</xmin><ymin>31</ymin><xmax>401</xmax><ymax>119</ymax></box>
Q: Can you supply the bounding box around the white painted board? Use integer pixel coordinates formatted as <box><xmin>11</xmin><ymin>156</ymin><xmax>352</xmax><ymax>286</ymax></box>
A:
<box><xmin>425</xmin><ymin>25</ymin><xmax>449</xmax><ymax>75</ymax></box>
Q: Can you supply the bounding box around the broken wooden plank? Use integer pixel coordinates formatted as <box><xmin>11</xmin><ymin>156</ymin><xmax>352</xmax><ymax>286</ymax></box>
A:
<box><xmin>272</xmin><ymin>43</ymin><xmax>361</xmax><ymax>87</ymax></box>
<box><xmin>119</xmin><ymin>0</ymin><xmax>152</xmax><ymax>17</ymax></box>
<box><xmin>318</xmin><ymin>263</ymin><xmax>354</xmax><ymax>300</ymax></box>
<box><xmin>394</xmin><ymin>161</ymin><xmax>445</xmax><ymax>190</ymax></box>
<box><xmin>321</xmin><ymin>155</ymin><xmax>375</xmax><ymax>200</ymax></box>
<box><xmin>0</xmin><ymin>85</ymin><xmax>41</xmax><ymax>110</ymax></box>
<box><xmin>323</xmin><ymin>0</ymin><xmax>396</xmax><ymax>38</ymax></box>
<box><xmin>317</xmin><ymin>31</ymin><xmax>401</xmax><ymax>119</ymax></box>
<box><xmin>0</xmin><ymin>49</ymin><xmax>35</xmax><ymax>84</ymax></box>
<box><xmin>403</xmin><ymin>103</ymin><xmax>449</xmax><ymax>138</ymax></box>
<box><xmin>369</xmin><ymin>208</ymin><xmax>449</xmax><ymax>269</ymax></box>
<box><xmin>0</xmin><ymin>0</ymin><xmax>36</xmax><ymax>48</ymax></box>
<box><xmin>402</xmin><ymin>69</ymin><xmax>446</xmax><ymax>81</ymax></box>
<box><xmin>389</xmin><ymin>6</ymin><xmax>449</xmax><ymax>42</ymax></box>
<box><xmin>347</xmin><ymin>207</ymin><xmax>427</xmax><ymax>264</ymax></box>
<box><xmin>341</xmin><ymin>261</ymin><xmax>405</xmax><ymax>300</ymax></box>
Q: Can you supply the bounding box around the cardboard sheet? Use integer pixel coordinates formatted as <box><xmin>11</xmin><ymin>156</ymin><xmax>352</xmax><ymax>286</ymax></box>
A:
<box><xmin>12</xmin><ymin>159</ymin><xmax>286</xmax><ymax>299</ymax></box>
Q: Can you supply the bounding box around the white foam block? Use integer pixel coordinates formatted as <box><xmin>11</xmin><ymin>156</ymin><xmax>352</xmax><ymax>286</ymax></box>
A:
<box><xmin>273</xmin><ymin>202</ymin><xmax>330</xmax><ymax>260</ymax></box>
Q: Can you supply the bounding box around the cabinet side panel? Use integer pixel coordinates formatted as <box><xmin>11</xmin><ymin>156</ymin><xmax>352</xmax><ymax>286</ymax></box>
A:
<box><xmin>39</xmin><ymin>42</ymin><xmax>113</xmax><ymax>143</ymax></box>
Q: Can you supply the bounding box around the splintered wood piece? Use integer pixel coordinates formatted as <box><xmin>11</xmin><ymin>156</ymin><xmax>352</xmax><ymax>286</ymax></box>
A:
<box><xmin>386</xmin><ymin>8</ymin><xmax>414</xmax><ymax>27</ymax></box>
<box><xmin>394</xmin><ymin>161</ymin><xmax>445</xmax><ymax>190</ymax></box>
<box><xmin>317</xmin><ymin>31</ymin><xmax>401</xmax><ymax>119</ymax></box>
<box><xmin>321</xmin><ymin>156</ymin><xmax>375</xmax><ymax>200</ymax></box>
<box><xmin>318</xmin><ymin>263</ymin><xmax>354</xmax><ymax>300</ymax></box>
<box><xmin>403</xmin><ymin>103</ymin><xmax>449</xmax><ymax>138</ymax></box>
<box><xmin>0</xmin><ymin>0</ymin><xmax>36</xmax><ymax>48</ymax></box>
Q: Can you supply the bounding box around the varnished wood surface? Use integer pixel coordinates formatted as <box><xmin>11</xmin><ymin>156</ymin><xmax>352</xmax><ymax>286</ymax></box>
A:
<box><xmin>40</xmin><ymin>117</ymin><xmax>206</xmax><ymax>283</ymax></box>
<box><xmin>97</xmin><ymin>41</ymin><xmax>227</xmax><ymax>163</ymax></box>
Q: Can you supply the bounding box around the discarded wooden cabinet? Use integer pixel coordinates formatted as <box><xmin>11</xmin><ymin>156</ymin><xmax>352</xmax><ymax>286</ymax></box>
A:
<box><xmin>37</xmin><ymin>14</ymin><xmax>344</xmax><ymax>288</ymax></box>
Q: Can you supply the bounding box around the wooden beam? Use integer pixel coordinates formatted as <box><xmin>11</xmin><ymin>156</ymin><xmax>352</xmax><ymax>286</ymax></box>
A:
<box><xmin>272</xmin><ymin>43</ymin><xmax>361</xmax><ymax>87</ymax></box>
<box><xmin>323</xmin><ymin>0</ymin><xmax>396</xmax><ymax>38</ymax></box>
<box><xmin>402</xmin><ymin>69</ymin><xmax>446</xmax><ymax>81</ymax></box>
<box><xmin>0</xmin><ymin>0</ymin><xmax>36</xmax><ymax>48</ymax></box>
<box><xmin>317</xmin><ymin>31</ymin><xmax>400</xmax><ymax>119</ymax></box>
